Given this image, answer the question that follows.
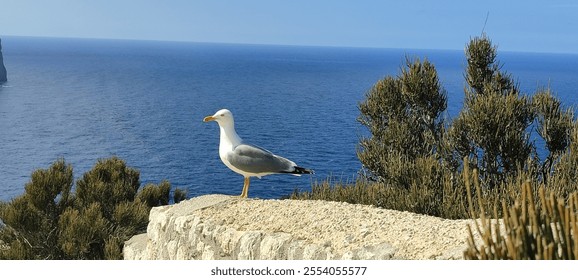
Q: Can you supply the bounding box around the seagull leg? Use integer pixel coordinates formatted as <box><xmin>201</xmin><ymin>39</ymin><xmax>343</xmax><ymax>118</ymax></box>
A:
<box><xmin>239</xmin><ymin>178</ymin><xmax>246</xmax><ymax>198</ymax></box>
<box><xmin>240</xmin><ymin>177</ymin><xmax>250</xmax><ymax>198</ymax></box>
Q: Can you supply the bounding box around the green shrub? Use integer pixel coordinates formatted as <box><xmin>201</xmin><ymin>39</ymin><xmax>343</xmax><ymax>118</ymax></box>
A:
<box><xmin>75</xmin><ymin>157</ymin><xmax>140</xmax><ymax>219</ymax></box>
<box><xmin>173</xmin><ymin>188</ymin><xmax>187</xmax><ymax>203</ymax></box>
<box><xmin>356</xmin><ymin>35</ymin><xmax>540</xmax><ymax>190</ymax></box>
<box><xmin>293</xmin><ymin>34</ymin><xmax>577</xmax><ymax>225</ymax></box>
<box><xmin>532</xmin><ymin>89</ymin><xmax>575</xmax><ymax>187</ymax></box>
<box><xmin>357</xmin><ymin>57</ymin><xmax>447</xmax><ymax>185</ymax></box>
<box><xmin>533</xmin><ymin>88</ymin><xmax>573</xmax><ymax>156</ymax></box>
<box><xmin>0</xmin><ymin>157</ymin><xmax>184</xmax><ymax>260</ymax></box>
<box><xmin>136</xmin><ymin>181</ymin><xmax>171</xmax><ymax>208</ymax></box>
<box><xmin>290</xmin><ymin>162</ymin><xmax>467</xmax><ymax>219</ymax></box>
<box><xmin>464</xmin><ymin>35</ymin><xmax>498</xmax><ymax>95</ymax></box>
<box><xmin>0</xmin><ymin>159</ymin><xmax>73</xmax><ymax>259</ymax></box>
<box><xmin>58</xmin><ymin>203</ymin><xmax>108</xmax><ymax>259</ymax></box>
<box><xmin>292</xmin><ymin>34</ymin><xmax>578</xmax><ymax>260</ymax></box>
<box><xmin>450</xmin><ymin>35</ymin><xmax>535</xmax><ymax>188</ymax></box>
<box><xmin>450</xmin><ymin>90</ymin><xmax>535</xmax><ymax>187</ymax></box>
<box><xmin>545</xmin><ymin>123</ymin><xmax>578</xmax><ymax>197</ymax></box>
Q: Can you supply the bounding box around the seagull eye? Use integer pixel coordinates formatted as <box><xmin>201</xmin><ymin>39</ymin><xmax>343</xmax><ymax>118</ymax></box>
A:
<box><xmin>220</xmin><ymin>114</ymin><xmax>225</xmax><ymax>117</ymax></box>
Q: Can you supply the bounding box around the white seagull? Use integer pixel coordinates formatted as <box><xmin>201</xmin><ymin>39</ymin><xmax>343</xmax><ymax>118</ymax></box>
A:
<box><xmin>203</xmin><ymin>109</ymin><xmax>313</xmax><ymax>198</ymax></box>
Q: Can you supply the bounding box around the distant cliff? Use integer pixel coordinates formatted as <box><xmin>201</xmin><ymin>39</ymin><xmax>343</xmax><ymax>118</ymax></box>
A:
<box><xmin>0</xmin><ymin>38</ymin><xmax>7</xmax><ymax>83</ymax></box>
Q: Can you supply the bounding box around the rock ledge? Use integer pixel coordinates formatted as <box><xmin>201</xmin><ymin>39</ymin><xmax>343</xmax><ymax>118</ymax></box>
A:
<box><xmin>124</xmin><ymin>194</ymin><xmax>480</xmax><ymax>260</ymax></box>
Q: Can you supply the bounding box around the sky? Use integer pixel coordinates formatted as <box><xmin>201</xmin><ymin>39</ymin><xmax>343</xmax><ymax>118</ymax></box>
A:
<box><xmin>1</xmin><ymin>0</ymin><xmax>577</xmax><ymax>54</ymax></box>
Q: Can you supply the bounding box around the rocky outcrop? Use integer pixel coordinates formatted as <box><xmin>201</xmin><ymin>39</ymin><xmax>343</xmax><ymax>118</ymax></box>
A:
<box><xmin>124</xmin><ymin>194</ymin><xmax>482</xmax><ymax>260</ymax></box>
<box><xmin>0</xmin><ymin>38</ymin><xmax>6</xmax><ymax>83</ymax></box>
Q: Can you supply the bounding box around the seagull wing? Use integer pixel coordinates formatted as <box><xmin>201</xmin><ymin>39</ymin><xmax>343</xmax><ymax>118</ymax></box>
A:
<box><xmin>226</xmin><ymin>143</ymin><xmax>296</xmax><ymax>175</ymax></box>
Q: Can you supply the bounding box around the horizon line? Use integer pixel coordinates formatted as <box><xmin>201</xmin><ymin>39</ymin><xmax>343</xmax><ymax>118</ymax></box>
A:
<box><xmin>2</xmin><ymin>34</ymin><xmax>577</xmax><ymax>56</ymax></box>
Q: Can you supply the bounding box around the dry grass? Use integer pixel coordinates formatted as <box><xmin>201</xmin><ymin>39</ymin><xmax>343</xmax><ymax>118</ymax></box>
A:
<box><xmin>464</xmin><ymin>165</ymin><xmax>578</xmax><ymax>259</ymax></box>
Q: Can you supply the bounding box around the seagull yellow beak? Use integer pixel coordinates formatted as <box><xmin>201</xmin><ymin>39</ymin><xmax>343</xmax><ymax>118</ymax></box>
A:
<box><xmin>203</xmin><ymin>115</ymin><xmax>216</xmax><ymax>122</ymax></box>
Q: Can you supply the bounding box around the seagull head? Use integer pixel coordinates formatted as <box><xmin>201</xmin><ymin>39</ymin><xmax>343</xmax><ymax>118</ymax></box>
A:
<box><xmin>203</xmin><ymin>109</ymin><xmax>234</xmax><ymax>127</ymax></box>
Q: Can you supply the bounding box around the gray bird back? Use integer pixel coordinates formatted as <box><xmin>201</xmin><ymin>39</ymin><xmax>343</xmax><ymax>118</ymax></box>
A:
<box><xmin>227</xmin><ymin>143</ymin><xmax>294</xmax><ymax>174</ymax></box>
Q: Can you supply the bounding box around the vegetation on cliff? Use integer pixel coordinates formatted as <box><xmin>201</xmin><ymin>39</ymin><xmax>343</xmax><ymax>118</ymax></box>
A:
<box><xmin>0</xmin><ymin>157</ymin><xmax>186</xmax><ymax>259</ymax></box>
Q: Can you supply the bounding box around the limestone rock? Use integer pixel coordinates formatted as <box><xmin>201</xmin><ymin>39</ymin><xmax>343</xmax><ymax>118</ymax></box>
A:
<box><xmin>0</xmin><ymin>38</ymin><xmax>7</xmax><ymax>83</ymax></box>
<box><xmin>124</xmin><ymin>194</ymin><xmax>480</xmax><ymax>260</ymax></box>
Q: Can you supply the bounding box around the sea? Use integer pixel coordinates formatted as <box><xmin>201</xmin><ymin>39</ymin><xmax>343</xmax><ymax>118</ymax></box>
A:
<box><xmin>1</xmin><ymin>36</ymin><xmax>577</xmax><ymax>201</ymax></box>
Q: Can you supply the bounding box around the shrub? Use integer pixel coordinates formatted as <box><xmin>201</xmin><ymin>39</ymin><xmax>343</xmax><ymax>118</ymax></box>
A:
<box><xmin>292</xmin><ymin>34</ymin><xmax>577</xmax><ymax>225</ymax></box>
<box><xmin>357</xmin><ymin>57</ymin><xmax>447</xmax><ymax>186</ymax></box>
<box><xmin>532</xmin><ymin>88</ymin><xmax>574</xmax><ymax>183</ymax></box>
<box><xmin>450</xmin><ymin>90</ymin><xmax>535</xmax><ymax>187</ymax></box>
<box><xmin>291</xmin><ymin>34</ymin><xmax>578</xmax><ymax>260</ymax></box>
<box><xmin>0</xmin><ymin>159</ymin><xmax>73</xmax><ymax>259</ymax></box>
<box><xmin>136</xmin><ymin>181</ymin><xmax>171</xmax><ymax>208</ymax></box>
<box><xmin>464</xmin><ymin>170</ymin><xmax>578</xmax><ymax>260</ymax></box>
<box><xmin>75</xmin><ymin>157</ymin><xmax>140</xmax><ymax>220</ymax></box>
<box><xmin>0</xmin><ymin>157</ymin><xmax>185</xmax><ymax>260</ymax></box>
<box><xmin>173</xmin><ymin>188</ymin><xmax>187</xmax><ymax>203</ymax></box>
<box><xmin>450</xmin><ymin>35</ymin><xmax>535</xmax><ymax>188</ymax></box>
<box><xmin>58</xmin><ymin>203</ymin><xmax>108</xmax><ymax>259</ymax></box>
<box><xmin>545</xmin><ymin>123</ymin><xmax>578</xmax><ymax>197</ymax></box>
<box><xmin>290</xmin><ymin>162</ymin><xmax>467</xmax><ymax>219</ymax></box>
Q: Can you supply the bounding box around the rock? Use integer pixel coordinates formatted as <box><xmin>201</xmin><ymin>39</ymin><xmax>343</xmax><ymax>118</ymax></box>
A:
<box><xmin>123</xmin><ymin>233</ymin><xmax>147</xmax><ymax>260</ymax></box>
<box><xmin>124</xmin><ymin>194</ymin><xmax>481</xmax><ymax>260</ymax></box>
<box><xmin>0</xmin><ymin>38</ymin><xmax>7</xmax><ymax>83</ymax></box>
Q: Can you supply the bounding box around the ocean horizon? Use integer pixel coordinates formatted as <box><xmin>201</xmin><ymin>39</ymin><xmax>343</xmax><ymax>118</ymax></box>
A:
<box><xmin>1</xmin><ymin>36</ymin><xmax>577</xmax><ymax>201</ymax></box>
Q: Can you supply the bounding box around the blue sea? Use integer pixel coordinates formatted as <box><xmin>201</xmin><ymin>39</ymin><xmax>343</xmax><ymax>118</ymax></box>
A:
<box><xmin>1</xmin><ymin>36</ymin><xmax>577</xmax><ymax>201</ymax></box>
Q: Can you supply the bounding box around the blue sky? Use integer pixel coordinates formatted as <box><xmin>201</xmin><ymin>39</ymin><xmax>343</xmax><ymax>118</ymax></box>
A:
<box><xmin>1</xmin><ymin>0</ymin><xmax>577</xmax><ymax>53</ymax></box>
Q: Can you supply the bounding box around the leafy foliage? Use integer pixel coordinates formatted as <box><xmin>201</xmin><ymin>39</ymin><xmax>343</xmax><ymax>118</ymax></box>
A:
<box><xmin>0</xmin><ymin>157</ymin><xmax>186</xmax><ymax>259</ymax></box>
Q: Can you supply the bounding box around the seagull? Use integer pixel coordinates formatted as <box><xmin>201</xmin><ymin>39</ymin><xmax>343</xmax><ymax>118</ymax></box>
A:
<box><xmin>203</xmin><ymin>109</ymin><xmax>313</xmax><ymax>198</ymax></box>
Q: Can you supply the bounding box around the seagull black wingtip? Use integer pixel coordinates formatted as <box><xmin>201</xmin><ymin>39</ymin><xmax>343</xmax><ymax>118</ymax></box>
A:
<box><xmin>290</xmin><ymin>166</ymin><xmax>314</xmax><ymax>175</ymax></box>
